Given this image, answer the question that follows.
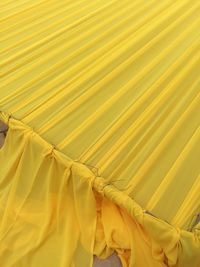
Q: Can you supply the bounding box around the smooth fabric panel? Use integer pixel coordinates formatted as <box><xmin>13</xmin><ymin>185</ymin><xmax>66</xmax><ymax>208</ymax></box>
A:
<box><xmin>1</xmin><ymin>0</ymin><xmax>200</xmax><ymax>229</ymax></box>
<box><xmin>0</xmin><ymin>0</ymin><xmax>200</xmax><ymax>266</ymax></box>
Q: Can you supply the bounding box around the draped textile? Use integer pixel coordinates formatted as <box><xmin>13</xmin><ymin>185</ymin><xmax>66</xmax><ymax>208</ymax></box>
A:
<box><xmin>0</xmin><ymin>0</ymin><xmax>200</xmax><ymax>266</ymax></box>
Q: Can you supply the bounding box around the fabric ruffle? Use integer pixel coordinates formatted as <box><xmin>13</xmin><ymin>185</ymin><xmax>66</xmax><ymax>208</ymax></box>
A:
<box><xmin>0</xmin><ymin>112</ymin><xmax>199</xmax><ymax>267</ymax></box>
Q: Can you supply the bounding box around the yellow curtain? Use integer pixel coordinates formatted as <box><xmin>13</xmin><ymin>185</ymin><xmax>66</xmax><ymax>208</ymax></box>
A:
<box><xmin>0</xmin><ymin>0</ymin><xmax>200</xmax><ymax>266</ymax></box>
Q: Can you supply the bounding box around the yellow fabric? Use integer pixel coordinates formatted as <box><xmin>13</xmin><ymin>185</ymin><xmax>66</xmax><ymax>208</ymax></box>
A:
<box><xmin>0</xmin><ymin>0</ymin><xmax>200</xmax><ymax>266</ymax></box>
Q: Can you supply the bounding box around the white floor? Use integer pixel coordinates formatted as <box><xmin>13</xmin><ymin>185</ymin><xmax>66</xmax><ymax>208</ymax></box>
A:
<box><xmin>93</xmin><ymin>252</ymin><xmax>122</xmax><ymax>267</ymax></box>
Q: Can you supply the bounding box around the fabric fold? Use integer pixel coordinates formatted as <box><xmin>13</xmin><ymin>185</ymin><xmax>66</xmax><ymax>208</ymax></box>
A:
<box><xmin>0</xmin><ymin>114</ymin><xmax>96</xmax><ymax>267</ymax></box>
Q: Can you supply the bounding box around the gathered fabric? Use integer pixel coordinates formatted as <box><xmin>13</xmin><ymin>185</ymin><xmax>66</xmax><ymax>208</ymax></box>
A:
<box><xmin>0</xmin><ymin>0</ymin><xmax>200</xmax><ymax>266</ymax></box>
<box><xmin>0</xmin><ymin>115</ymin><xmax>199</xmax><ymax>267</ymax></box>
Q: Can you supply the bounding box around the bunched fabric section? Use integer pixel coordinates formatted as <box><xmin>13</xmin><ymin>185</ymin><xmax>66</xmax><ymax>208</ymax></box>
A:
<box><xmin>0</xmin><ymin>114</ymin><xmax>199</xmax><ymax>267</ymax></box>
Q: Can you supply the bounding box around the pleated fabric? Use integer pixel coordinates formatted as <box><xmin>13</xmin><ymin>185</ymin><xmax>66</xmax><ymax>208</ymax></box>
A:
<box><xmin>0</xmin><ymin>0</ymin><xmax>200</xmax><ymax>266</ymax></box>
